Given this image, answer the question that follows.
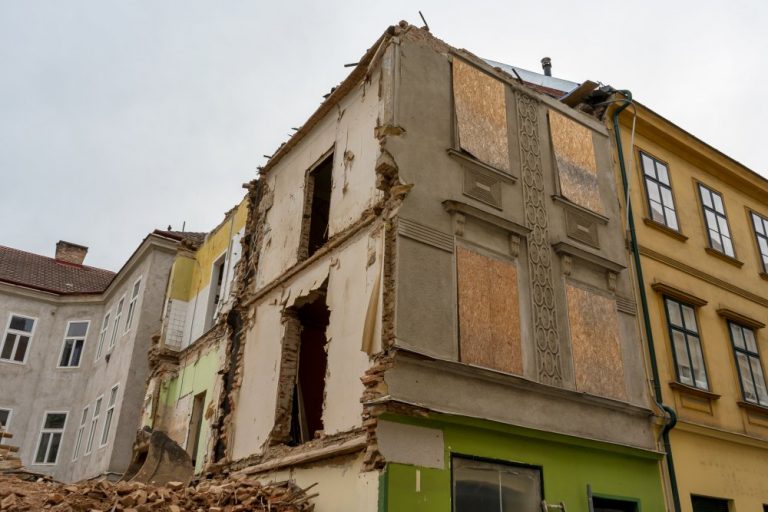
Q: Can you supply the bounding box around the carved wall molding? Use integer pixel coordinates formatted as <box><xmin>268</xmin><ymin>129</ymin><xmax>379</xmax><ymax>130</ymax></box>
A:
<box><xmin>516</xmin><ymin>92</ymin><xmax>563</xmax><ymax>385</ymax></box>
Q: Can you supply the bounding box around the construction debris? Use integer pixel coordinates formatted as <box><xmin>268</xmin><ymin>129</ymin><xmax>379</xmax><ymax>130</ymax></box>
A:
<box><xmin>0</xmin><ymin>473</ymin><xmax>317</xmax><ymax>512</ymax></box>
<box><xmin>0</xmin><ymin>430</ymin><xmax>21</xmax><ymax>472</ymax></box>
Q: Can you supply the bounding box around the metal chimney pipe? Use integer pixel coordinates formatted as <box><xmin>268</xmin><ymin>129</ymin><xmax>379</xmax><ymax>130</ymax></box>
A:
<box><xmin>541</xmin><ymin>57</ymin><xmax>552</xmax><ymax>77</ymax></box>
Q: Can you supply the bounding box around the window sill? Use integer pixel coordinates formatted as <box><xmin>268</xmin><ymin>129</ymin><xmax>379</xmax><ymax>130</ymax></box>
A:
<box><xmin>704</xmin><ymin>247</ymin><xmax>744</xmax><ymax>268</ymax></box>
<box><xmin>446</xmin><ymin>148</ymin><xmax>517</xmax><ymax>184</ymax></box>
<box><xmin>669</xmin><ymin>381</ymin><xmax>720</xmax><ymax>401</ymax></box>
<box><xmin>737</xmin><ymin>400</ymin><xmax>768</xmax><ymax>416</ymax></box>
<box><xmin>643</xmin><ymin>218</ymin><xmax>688</xmax><ymax>242</ymax></box>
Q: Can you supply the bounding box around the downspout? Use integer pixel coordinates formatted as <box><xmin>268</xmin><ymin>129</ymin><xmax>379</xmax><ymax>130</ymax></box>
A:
<box><xmin>610</xmin><ymin>89</ymin><xmax>681</xmax><ymax>512</ymax></box>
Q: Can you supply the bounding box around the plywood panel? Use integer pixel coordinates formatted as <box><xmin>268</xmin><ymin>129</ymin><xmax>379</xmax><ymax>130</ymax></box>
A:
<box><xmin>549</xmin><ymin>110</ymin><xmax>603</xmax><ymax>214</ymax></box>
<box><xmin>453</xmin><ymin>59</ymin><xmax>510</xmax><ymax>172</ymax></box>
<box><xmin>566</xmin><ymin>284</ymin><xmax>627</xmax><ymax>400</ymax></box>
<box><xmin>457</xmin><ymin>246</ymin><xmax>522</xmax><ymax>374</ymax></box>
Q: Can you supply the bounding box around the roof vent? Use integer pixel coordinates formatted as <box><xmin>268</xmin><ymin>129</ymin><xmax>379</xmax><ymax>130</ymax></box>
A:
<box><xmin>55</xmin><ymin>241</ymin><xmax>88</xmax><ymax>265</ymax></box>
<box><xmin>541</xmin><ymin>57</ymin><xmax>552</xmax><ymax>77</ymax></box>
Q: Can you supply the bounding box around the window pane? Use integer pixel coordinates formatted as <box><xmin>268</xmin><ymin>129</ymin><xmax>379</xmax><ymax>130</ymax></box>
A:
<box><xmin>60</xmin><ymin>340</ymin><xmax>74</xmax><ymax>366</ymax></box>
<box><xmin>657</xmin><ymin>164</ymin><xmax>670</xmax><ymax>185</ymax></box>
<box><xmin>10</xmin><ymin>316</ymin><xmax>34</xmax><ymax>332</ymax></box>
<box><xmin>647</xmin><ymin>182</ymin><xmax>661</xmax><ymax>203</ymax></box>
<box><xmin>109</xmin><ymin>387</ymin><xmax>118</xmax><ymax>405</ymax></box>
<box><xmin>666</xmin><ymin>300</ymin><xmax>682</xmax><ymax>327</ymax></box>
<box><xmin>742</xmin><ymin>328</ymin><xmax>757</xmax><ymax>352</ymax></box>
<box><xmin>67</xmin><ymin>322</ymin><xmax>88</xmax><ymax>337</ymax></box>
<box><xmin>1</xmin><ymin>334</ymin><xmax>14</xmax><ymax>359</ymax></box>
<box><xmin>705</xmin><ymin>210</ymin><xmax>718</xmax><ymax>230</ymax></box>
<box><xmin>717</xmin><ymin>216</ymin><xmax>730</xmax><ymax>237</ymax></box>
<box><xmin>700</xmin><ymin>187</ymin><xmax>713</xmax><ymax>208</ymax></box>
<box><xmin>80</xmin><ymin>407</ymin><xmax>89</xmax><ymax>424</ymax></box>
<box><xmin>454</xmin><ymin>458</ymin><xmax>541</xmax><ymax>512</ymax></box>
<box><xmin>0</xmin><ymin>410</ymin><xmax>9</xmax><ymax>428</ymax></box>
<box><xmin>650</xmin><ymin>200</ymin><xmax>665</xmax><ymax>224</ymax></box>
<box><xmin>730</xmin><ymin>323</ymin><xmax>745</xmax><ymax>350</ymax></box>
<box><xmin>35</xmin><ymin>433</ymin><xmax>50</xmax><ymax>463</ymax></box>
<box><xmin>14</xmin><ymin>336</ymin><xmax>29</xmax><ymax>362</ymax></box>
<box><xmin>641</xmin><ymin>154</ymin><xmax>656</xmax><ymax>176</ymax></box>
<box><xmin>45</xmin><ymin>413</ymin><xmax>66</xmax><ymax>429</ymax></box>
<box><xmin>712</xmin><ymin>193</ymin><xmax>724</xmax><ymax>214</ymax></box>
<box><xmin>722</xmin><ymin>236</ymin><xmax>734</xmax><ymax>258</ymax></box>
<box><xmin>737</xmin><ymin>352</ymin><xmax>756</xmax><ymax>402</ymax></box>
<box><xmin>47</xmin><ymin>433</ymin><xmax>62</xmax><ymax>463</ymax></box>
<box><xmin>71</xmin><ymin>340</ymin><xmax>84</xmax><ymax>366</ymax></box>
<box><xmin>500</xmin><ymin>467</ymin><xmax>542</xmax><ymax>511</ymax></box>
<box><xmin>749</xmin><ymin>358</ymin><xmax>768</xmax><ymax>405</ymax></box>
<box><xmin>681</xmin><ymin>306</ymin><xmax>697</xmax><ymax>333</ymax></box>
<box><xmin>754</xmin><ymin>214</ymin><xmax>766</xmax><ymax>235</ymax></box>
<box><xmin>673</xmin><ymin>331</ymin><xmax>692</xmax><ymax>385</ymax></box>
<box><xmin>665</xmin><ymin>208</ymin><xmax>679</xmax><ymax>230</ymax></box>
<box><xmin>709</xmin><ymin>230</ymin><xmax>723</xmax><ymax>252</ymax></box>
<box><xmin>132</xmin><ymin>281</ymin><xmax>141</xmax><ymax>297</ymax></box>
<box><xmin>660</xmin><ymin>186</ymin><xmax>674</xmax><ymax>208</ymax></box>
<box><xmin>94</xmin><ymin>399</ymin><xmax>102</xmax><ymax>415</ymax></box>
<box><xmin>759</xmin><ymin>237</ymin><xmax>768</xmax><ymax>256</ymax></box>
<box><xmin>689</xmin><ymin>338</ymin><xmax>708</xmax><ymax>389</ymax></box>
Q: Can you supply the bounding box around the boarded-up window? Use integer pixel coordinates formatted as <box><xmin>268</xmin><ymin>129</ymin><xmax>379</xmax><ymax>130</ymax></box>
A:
<box><xmin>566</xmin><ymin>284</ymin><xmax>626</xmax><ymax>400</ymax></box>
<box><xmin>453</xmin><ymin>59</ymin><xmax>510</xmax><ymax>172</ymax></box>
<box><xmin>457</xmin><ymin>246</ymin><xmax>522</xmax><ymax>374</ymax></box>
<box><xmin>549</xmin><ymin>110</ymin><xmax>603</xmax><ymax>214</ymax></box>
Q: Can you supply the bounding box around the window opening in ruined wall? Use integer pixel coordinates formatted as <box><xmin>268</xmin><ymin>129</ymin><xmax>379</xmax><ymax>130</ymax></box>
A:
<box><xmin>299</xmin><ymin>153</ymin><xmax>333</xmax><ymax>261</ymax></box>
<box><xmin>271</xmin><ymin>289</ymin><xmax>330</xmax><ymax>447</ymax></box>
<box><xmin>206</xmin><ymin>255</ymin><xmax>227</xmax><ymax>330</ymax></box>
<box><xmin>187</xmin><ymin>391</ymin><xmax>206</xmax><ymax>466</ymax></box>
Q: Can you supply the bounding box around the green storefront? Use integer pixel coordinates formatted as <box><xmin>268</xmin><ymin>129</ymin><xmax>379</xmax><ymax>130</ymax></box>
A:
<box><xmin>378</xmin><ymin>414</ymin><xmax>666</xmax><ymax>512</ymax></box>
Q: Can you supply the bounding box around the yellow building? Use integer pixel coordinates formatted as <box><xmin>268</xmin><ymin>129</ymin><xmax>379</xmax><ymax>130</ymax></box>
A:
<box><xmin>610</xmin><ymin>96</ymin><xmax>768</xmax><ymax>512</ymax></box>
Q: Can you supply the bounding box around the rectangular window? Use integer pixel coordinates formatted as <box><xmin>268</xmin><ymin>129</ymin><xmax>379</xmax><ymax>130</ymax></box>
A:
<box><xmin>85</xmin><ymin>396</ymin><xmax>102</xmax><ymax>455</ymax></box>
<box><xmin>691</xmin><ymin>495</ymin><xmax>730</xmax><ymax>512</ymax></box>
<box><xmin>699</xmin><ymin>184</ymin><xmax>734</xmax><ymax>257</ymax></box>
<box><xmin>640</xmin><ymin>151</ymin><xmax>678</xmax><ymax>230</ymax></box>
<box><xmin>34</xmin><ymin>412</ymin><xmax>67</xmax><ymax>465</ymax></box>
<box><xmin>0</xmin><ymin>408</ymin><xmax>11</xmax><ymax>429</ymax></box>
<box><xmin>1</xmin><ymin>314</ymin><xmax>36</xmax><ymax>363</ymax></box>
<box><xmin>592</xmin><ymin>496</ymin><xmax>638</xmax><ymax>512</ymax></box>
<box><xmin>299</xmin><ymin>152</ymin><xmax>333</xmax><ymax>260</ymax></box>
<box><xmin>72</xmin><ymin>406</ymin><xmax>89</xmax><ymax>461</ymax></box>
<box><xmin>124</xmin><ymin>279</ymin><xmax>141</xmax><ymax>333</ymax></box>
<box><xmin>100</xmin><ymin>385</ymin><xmax>118</xmax><ymax>447</ymax></box>
<box><xmin>729</xmin><ymin>322</ymin><xmax>768</xmax><ymax>406</ymax></box>
<box><xmin>109</xmin><ymin>297</ymin><xmax>125</xmax><ymax>349</ymax></box>
<box><xmin>95</xmin><ymin>311</ymin><xmax>110</xmax><ymax>359</ymax></box>
<box><xmin>58</xmin><ymin>320</ymin><xmax>89</xmax><ymax>368</ymax></box>
<box><xmin>665</xmin><ymin>297</ymin><xmax>709</xmax><ymax>390</ymax></box>
<box><xmin>751</xmin><ymin>211</ymin><xmax>768</xmax><ymax>273</ymax></box>
<box><xmin>453</xmin><ymin>457</ymin><xmax>542</xmax><ymax>512</ymax></box>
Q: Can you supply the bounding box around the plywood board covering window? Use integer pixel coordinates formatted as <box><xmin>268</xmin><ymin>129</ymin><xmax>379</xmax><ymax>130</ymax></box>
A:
<box><xmin>452</xmin><ymin>59</ymin><xmax>510</xmax><ymax>172</ymax></box>
<box><xmin>566</xmin><ymin>284</ymin><xmax>626</xmax><ymax>400</ymax></box>
<box><xmin>549</xmin><ymin>110</ymin><xmax>603</xmax><ymax>215</ymax></box>
<box><xmin>456</xmin><ymin>246</ymin><xmax>522</xmax><ymax>374</ymax></box>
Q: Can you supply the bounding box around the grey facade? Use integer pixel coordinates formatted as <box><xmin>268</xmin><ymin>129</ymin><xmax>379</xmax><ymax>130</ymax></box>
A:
<box><xmin>0</xmin><ymin>233</ymin><xmax>178</xmax><ymax>482</ymax></box>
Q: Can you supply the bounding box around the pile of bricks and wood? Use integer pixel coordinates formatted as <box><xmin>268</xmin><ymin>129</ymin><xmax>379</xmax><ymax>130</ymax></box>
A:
<box><xmin>0</xmin><ymin>474</ymin><xmax>317</xmax><ymax>511</ymax></box>
<box><xmin>0</xmin><ymin>429</ymin><xmax>21</xmax><ymax>472</ymax></box>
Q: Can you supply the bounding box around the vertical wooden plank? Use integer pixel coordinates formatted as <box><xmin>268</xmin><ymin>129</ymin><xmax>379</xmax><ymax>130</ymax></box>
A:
<box><xmin>457</xmin><ymin>246</ymin><xmax>522</xmax><ymax>374</ymax></box>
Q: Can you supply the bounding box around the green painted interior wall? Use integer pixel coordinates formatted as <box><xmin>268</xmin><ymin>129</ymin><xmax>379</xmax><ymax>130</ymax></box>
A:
<box><xmin>381</xmin><ymin>414</ymin><xmax>665</xmax><ymax>512</ymax></box>
<box><xmin>159</xmin><ymin>346</ymin><xmax>221</xmax><ymax>473</ymax></box>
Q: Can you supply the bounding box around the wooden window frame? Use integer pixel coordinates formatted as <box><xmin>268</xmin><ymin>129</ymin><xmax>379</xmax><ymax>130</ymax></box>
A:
<box><xmin>664</xmin><ymin>296</ymin><xmax>710</xmax><ymax>391</ymax></box>
<box><xmin>750</xmin><ymin>210</ymin><xmax>768</xmax><ymax>274</ymax></box>
<box><xmin>728</xmin><ymin>321</ymin><xmax>768</xmax><ymax>407</ymax></box>
<box><xmin>697</xmin><ymin>182</ymin><xmax>736</xmax><ymax>259</ymax></box>
<box><xmin>638</xmin><ymin>150</ymin><xmax>680</xmax><ymax>232</ymax></box>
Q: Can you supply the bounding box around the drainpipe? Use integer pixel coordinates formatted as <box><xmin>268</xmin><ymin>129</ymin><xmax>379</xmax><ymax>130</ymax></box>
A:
<box><xmin>610</xmin><ymin>89</ymin><xmax>681</xmax><ymax>512</ymax></box>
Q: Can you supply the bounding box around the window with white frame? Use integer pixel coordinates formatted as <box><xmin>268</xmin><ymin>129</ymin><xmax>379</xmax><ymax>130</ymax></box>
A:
<box><xmin>0</xmin><ymin>408</ymin><xmax>11</xmax><ymax>429</ymax></box>
<box><xmin>124</xmin><ymin>279</ymin><xmax>141</xmax><ymax>333</ymax></box>
<box><xmin>699</xmin><ymin>184</ymin><xmax>735</xmax><ymax>258</ymax></box>
<box><xmin>95</xmin><ymin>311</ymin><xmax>110</xmax><ymax>359</ymax></box>
<box><xmin>729</xmin><ymin>322</ymin><xmax>768</xmax><ymax>406</ymax></box>
<box><xmin>85</xmin><ymin>396</ymin><xmax>102</xmax><ymax>455</ymax></box>
<box><xmin>100</xmin><ymin>385</ymin><xmax>119</xmax><ymax>447</ymax></box>
<box><xmin>751</xmin><ymin>211</ymin><xmax>768</xmax><ymax>273</ymax></box>
<box><xmin>1</xmin><ymin>314</ymin><xmax>36</xmax><ymax>363</ymax></box>
<box><xmin>58</xmin><ymin>321</ymin><xmax>89</xmax><ymax>368</ymax></box>
<box><xmin>640</xmin><ymin>151</ymin><xmax>679</xmax><ymax>231</ymax></box>
<box><xmin>109</xmin><ymin>297</ymin><xmax>125</xmax><ymax>349</ymax></box>
<box><xmin>665</xmin><ymin>297</ymin><xmax>709</xmax><ymax>390</ymax></box>
<box><xmin>72</xmin><ymin>406</ymin><xmax>89</xmax><ymax>461</ymax></box>
<box><xmin>34</xmin><ymin>412</ymin><xmax>67</xmax><ymax>465</ymax></box>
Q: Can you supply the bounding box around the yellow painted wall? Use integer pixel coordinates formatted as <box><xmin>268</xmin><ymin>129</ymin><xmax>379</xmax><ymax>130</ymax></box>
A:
<box><xmin>613</xmin><ymin>105</ymin><xmax>768</xmax><ymax>510</ymax></box>
<box><xmin>168</xmin><ymin>255</ymin><xmax>195</xmax><ymax>301</ymax></box>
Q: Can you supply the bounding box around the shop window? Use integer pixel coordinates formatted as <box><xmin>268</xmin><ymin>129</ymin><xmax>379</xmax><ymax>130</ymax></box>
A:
<box><xmin>452</xmin><ymin>456</ymin><xmax>542</xmax><ymax>512</ymax></box>
<box><xmin>665</xmin><ymin>297</ymin><xmax>709</xmax><ymax>390</ymax></box>
<box><xmin>640</xmin><ymin>151</ymin><xmax>678</xmax><ymax>231</ymax></box>
<box><xmin>691</xmin><ymin>495</ymin><xmax>730</xmax><ymax>512</ymax></box>
<box><xmin>699</xmin><ymin>184</ymin><xmax>734</xmax><ymax>258</ymax></box>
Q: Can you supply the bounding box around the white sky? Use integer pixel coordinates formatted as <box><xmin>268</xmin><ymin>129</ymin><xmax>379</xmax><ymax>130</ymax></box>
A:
<box><xmin>2</xmin><ymin>1</ymin><xmax>766</xmax><ymax>270</ymax></box>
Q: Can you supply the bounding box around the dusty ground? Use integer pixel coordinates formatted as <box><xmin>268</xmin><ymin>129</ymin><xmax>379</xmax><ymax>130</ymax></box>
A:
<box><xmin>0</xmin><ymin>472</ymin><xmax>315</xmax><ymax>511</ymax></box>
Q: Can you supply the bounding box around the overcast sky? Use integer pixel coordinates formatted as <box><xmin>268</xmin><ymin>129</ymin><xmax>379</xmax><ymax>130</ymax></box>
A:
<box><xmin>1</xmin><ymin>1</ymin><xmax>766</xmax><ymax>270</ymax></box>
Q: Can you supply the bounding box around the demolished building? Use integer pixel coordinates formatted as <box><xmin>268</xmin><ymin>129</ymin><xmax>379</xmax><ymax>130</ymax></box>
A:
<box><xmin>157</xmin><ymin>22</ymin><xmax>670</xmax><ymax>511</ymax></box>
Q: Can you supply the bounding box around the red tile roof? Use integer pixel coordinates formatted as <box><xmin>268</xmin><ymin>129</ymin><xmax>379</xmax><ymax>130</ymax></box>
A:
<box><xmin>0</xmin><ymin>245</ymin><xmax>115</xmax><ymax>295</ymax></box>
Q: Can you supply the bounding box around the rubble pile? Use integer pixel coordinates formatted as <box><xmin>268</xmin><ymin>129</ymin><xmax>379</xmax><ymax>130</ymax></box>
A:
<box><xmin>0</xmin><ymin>431</ymin><xmax>21</xmax><ymax>472</ymax></box>
<box><xmin>0</xmin><ymin>474</ymin><xmax>316</xmax><ymax>512</ymax></box>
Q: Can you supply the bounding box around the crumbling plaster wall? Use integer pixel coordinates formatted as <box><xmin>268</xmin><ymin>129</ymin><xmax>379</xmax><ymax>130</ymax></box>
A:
<box><xmin>379</xmin><ymin>31</ymin><xmax>655</xmax><ymax>448</ymax></box>
<box><xmin>230</xmin><ymin>68</ymin><xmax>385</xmax><ymax>460</ymax></box>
